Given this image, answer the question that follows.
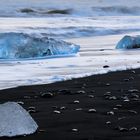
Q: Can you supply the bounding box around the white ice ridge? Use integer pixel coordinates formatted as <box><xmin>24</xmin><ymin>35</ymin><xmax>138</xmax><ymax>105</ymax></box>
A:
<box><xmin>116</xmin><ymin>35</ymin><xmax>140</xmax><ymax>49</ymax></box>
<box><xmin>0</xmin><ymin>102</ymin><xmax>38</xmax><ymax>137</ymax></box>
<box><xmin>0</xmin><ymin>33</ymin><xmax>80</xmax><ymax>59</ymax></box>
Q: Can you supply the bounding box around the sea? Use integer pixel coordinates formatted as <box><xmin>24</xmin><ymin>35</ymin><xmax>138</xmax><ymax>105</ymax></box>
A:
<box><xmin>0</xmin><ymin>0</ymin><xmax>140</xmax><ymax>89</ymax></box>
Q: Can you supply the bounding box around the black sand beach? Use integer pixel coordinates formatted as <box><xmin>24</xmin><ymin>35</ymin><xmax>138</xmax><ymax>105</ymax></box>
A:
<box><xmin>0</xmin><ymin>69</ymin><xmax>140</xmax><ymax>140</ymax></box>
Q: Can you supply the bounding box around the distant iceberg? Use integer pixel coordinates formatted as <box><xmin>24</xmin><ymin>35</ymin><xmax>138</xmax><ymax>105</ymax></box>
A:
<box><xmin>0</xmin><ymin>33</ymin><xmax>80</xmax><ymax>59</ymax></box>
<box><xmin>116</xmin><ymin>35</ymin><xmax>140</xmax><ymax>49</ymax></box>
<box><xmin>0</xmin><ymin>102</ymin><xmax>38</xmax><ymax>137</ymax></box>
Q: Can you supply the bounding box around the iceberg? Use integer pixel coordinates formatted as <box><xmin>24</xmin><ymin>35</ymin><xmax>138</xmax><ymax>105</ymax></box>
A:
<box><xmin>0</xmin><ymin>102</ymin><xmax>38</xmax><ymax>137</ymax></box>
<box><xmin>116</xmin><ymin>35</ymin><xmax>140</xmax><ymax>49</ymax></box>
<box><xmin>0</xmin><ymin>33</ymin><xmax>80</xmax><ymax>59</ymax></box>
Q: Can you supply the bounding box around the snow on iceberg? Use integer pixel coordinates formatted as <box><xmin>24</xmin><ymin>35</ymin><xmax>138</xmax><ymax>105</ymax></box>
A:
<box><xmin>116</xmin><ymin>35</ymin><xmax>140</xmax><ymax>49</ymax></box>
<box><xmin>0</xmin><ymin>33</ymin><xmax>80</xmax><ymax>59</ymax></box>
<box><xmin>0</xmin><ymin>102</ymin><xmax>38</xmax><ymax>137</ymax></box>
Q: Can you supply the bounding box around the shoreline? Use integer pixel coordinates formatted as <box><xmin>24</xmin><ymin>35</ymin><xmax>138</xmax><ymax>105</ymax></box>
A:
<box><xmin>1</xmin><ymin>32</ymin><xmax>140</xmax><ymax>90</ymax></box>
<box><xmin>1</xmin><ymin>68</ymin><xmax>140</xmax><ymax>140</ymax></box>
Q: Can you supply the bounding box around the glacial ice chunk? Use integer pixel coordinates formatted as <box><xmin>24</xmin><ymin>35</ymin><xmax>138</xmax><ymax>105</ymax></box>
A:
<box><xmin>0</xmin><ymin>102</ymin><xmax>38</xmax><ymax>137</ymax></box>
<box><xmin>0</xmin><ymin>33</ymin><xmax>80</xmax><ymax>59</ymax></box>
<box><xmin>116</xmin><ymin>35</ymin><xmax>140</xmax><ymax>49</ymax></box>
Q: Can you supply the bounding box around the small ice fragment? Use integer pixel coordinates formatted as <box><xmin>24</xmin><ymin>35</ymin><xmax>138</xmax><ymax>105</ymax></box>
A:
<box><xmin>0</xmin><ymin>102</ymin><xmax>38</xmax><ymax>137</ymax></box>
<box><xmin>53</xmin><ymin>110</ymin><xmax>61</xmax><ymax>114</ymax></box>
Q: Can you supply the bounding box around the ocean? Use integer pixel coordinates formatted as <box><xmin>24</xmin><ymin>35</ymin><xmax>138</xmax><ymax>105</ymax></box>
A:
<box><xmin>0</xmin><ymin>0</ymin><xmax>140</xmax><ymax>89</ymax></box>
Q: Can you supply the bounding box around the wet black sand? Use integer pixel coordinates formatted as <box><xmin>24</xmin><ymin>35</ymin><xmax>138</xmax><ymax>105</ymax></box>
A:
<box><xmin>0</xmin><ymin>69</ymin><xmax>140</xmax><ymax>140</ymax></box>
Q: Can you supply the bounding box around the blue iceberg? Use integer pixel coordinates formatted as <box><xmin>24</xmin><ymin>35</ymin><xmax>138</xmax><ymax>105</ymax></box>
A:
<box><xmin>0</xmin><ymin>33</ymin><xmax>80</xmax><ymax>59</ymax></box>
<box><xmin>116</xmin><ymin>35</ymin><xmax>140</xmax><ymax>49</ymax></box>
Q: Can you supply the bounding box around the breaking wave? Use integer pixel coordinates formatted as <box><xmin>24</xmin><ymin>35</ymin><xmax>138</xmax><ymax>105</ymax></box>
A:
<box><xmin>25</xmin><ymin>27</ymin><xmax>140</xmax><ymax>39</ymax></box>
<box><xmin>16</xmin><ymin>6</ymin><xmax>140</xmax><ymax>17</ymax></box>
<box><xmin>0</xmin><ymin>0</ymin><xmax>140</xmax><ymax>17</ymax></box>
<box><xmin>92</xmin><ymin>6</ymin><xmax>140</xmax><ymax>16</ymax></box>
<box><xmin>1</xmin><ymin>6</ymin><xmax>140</xmax><ymax>17</ymax></box>
<box><xmin>19</xmin><ymin>8</ymin><xmax>72</xmax><ymax>16</ymax></box>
